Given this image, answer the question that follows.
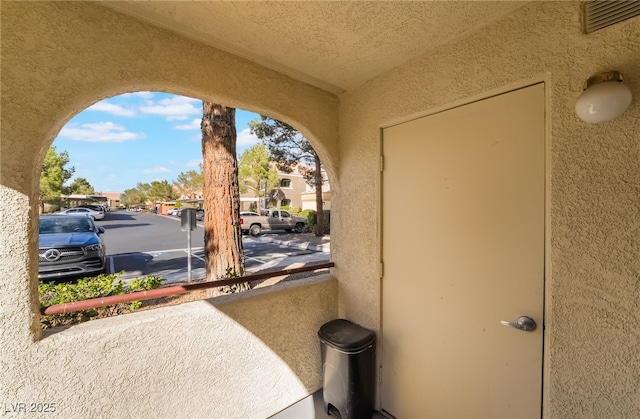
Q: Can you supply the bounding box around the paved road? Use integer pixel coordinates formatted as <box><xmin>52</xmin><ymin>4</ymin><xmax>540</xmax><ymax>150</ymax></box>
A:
<box><xmin>96</xmin><ymin>211</ymin><xmax>328</xmax><ymax>284</ymax></box>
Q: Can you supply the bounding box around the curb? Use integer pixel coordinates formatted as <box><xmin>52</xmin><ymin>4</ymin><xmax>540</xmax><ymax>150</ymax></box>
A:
<box><xmin>258</xmin><ymin>237</ymin><xmax>330</xmax><ymax>254</ymax></box>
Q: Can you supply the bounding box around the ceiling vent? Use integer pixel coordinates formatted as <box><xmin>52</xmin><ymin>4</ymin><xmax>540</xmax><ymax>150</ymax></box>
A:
<box><xmin>584</xmin><ymin>1</ymin><xmax>640</xmax><ymax>33</ymax></box>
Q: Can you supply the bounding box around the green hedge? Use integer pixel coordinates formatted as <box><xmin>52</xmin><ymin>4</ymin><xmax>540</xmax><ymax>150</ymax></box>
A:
<box><xmin>292</xmin><ymin>209</ymin><xmax>331</xmax><ymax>234</ymax></box>
<box><xmin>39</xmin><ymin>272</ymin><xmax>162</xmax><ymax>329</ymax></box>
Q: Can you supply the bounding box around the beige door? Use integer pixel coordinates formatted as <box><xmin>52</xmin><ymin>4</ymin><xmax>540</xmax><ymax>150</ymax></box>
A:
<box><xmin>381</xmin><ymin>83</ymin><xmax>545</xmax><ymax>418</ymax></box>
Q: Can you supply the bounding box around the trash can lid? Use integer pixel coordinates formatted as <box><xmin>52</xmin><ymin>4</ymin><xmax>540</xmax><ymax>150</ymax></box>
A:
<box><xmin>318</xmin><ymin>319</ymin><xmax>376</xmax><ymax>352</ymax></box>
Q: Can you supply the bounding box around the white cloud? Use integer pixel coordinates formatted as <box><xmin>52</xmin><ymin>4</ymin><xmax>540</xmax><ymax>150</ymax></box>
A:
<box><xmin>143</xmin><ymin>167</ymin><xmax>172</xmax><ymax>174</ymax></box>
<box><xmin>237</xmin><ymin>127</ymin><xmax>261</xmax><ymax>148</ymax></box>
<box><xmin>120</xmin><ymin>91</ymin><xmax>155</xmax><ymax>100</ymax></box>
<box><xmin>140</xmin><ymin>96</ymin><xmax>201</xmax><ymax>121</ymax></box>
<box><xmin>59</xmin><ymin>122</ymin><xmax>146</xmax><ymax>143</ymax></box>
<box><xmin>184</xmin><ymin>159</ymin><xmax>202</xmax><ymax>168</ymax></box>
<box><xmin>174</xmin><ymin>118</ymin><xmax>201</xmax><ymax>131</ymax></box>
<box><xmin>132</xmin><ymin>91</ymin><xmax>154</xmax><ymax>99</ymax></box>
<box><xmin>87</xmin><ymin>101</ymin><xmax>137</xmax><ymax>117</ymax></box>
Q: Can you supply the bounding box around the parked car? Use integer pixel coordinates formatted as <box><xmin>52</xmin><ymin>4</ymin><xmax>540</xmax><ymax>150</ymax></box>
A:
<box><xmin>57</xmin><ymin>207</ymin><xmax>105</xmax><ymax>220</ymax></box>
<box><xmin>38</xmin><ymin>215</ymin><xmax>106</xmax><ymax>280</ymax></box>
<box><xmin>166</xmin><ymin>207</ymin><xmax>177</xmax><ymax>215</ymax></box>
<box><xmin>240</xmin><ymin>209</ymin><xmax>306</xmax><ymax>236</ymax></box>
<box><xmin>79</xmin><ymin>204</ymin><xmax>108</xmax><ymax>212</ymax></box>
<box><xmin>196</xmin><ymin>209</ymin><xmax>204</xmax><ymax>221</ymax></box>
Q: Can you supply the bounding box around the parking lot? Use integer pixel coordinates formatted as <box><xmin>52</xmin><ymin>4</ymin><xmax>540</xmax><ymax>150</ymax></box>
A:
<box><xmin>99</xmin><ymin>211</ymin><xmax>329</xmax><ymax>284</ymax></box>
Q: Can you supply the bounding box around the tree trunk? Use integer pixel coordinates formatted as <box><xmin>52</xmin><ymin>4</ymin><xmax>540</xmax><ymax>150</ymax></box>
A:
<box><xmin>201</xmin><ymin>102</ymin><xmax>248</xmax><ymax>296</ymax></box>
<box><xmin>313</xmin><ymin>153</ymin><xmax>325</xmax><ymax>236</ymax></box>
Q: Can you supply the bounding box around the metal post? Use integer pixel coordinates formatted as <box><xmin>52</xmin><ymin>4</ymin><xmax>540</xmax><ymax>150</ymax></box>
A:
<box><xmin>181</xmin><ymin>208</ymin><xmax>196</xmax><ymax>282</ymax></box>
<box><xmin>187</xmin><ymin>227</ymin><xmax>192</xmax><ymax>281</ymax></box>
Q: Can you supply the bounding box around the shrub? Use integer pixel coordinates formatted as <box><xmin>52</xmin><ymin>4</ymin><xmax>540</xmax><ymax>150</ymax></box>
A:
<box><xmin>322</xmin><ymin>210</ymin><xmax>331</xmax><ymax>234</ymax></box>
<box><xmin>127</xmin><ymin>275</ymin><xmax>163</xmax><ymax>292</ymax></box>
<box><xmin>298</xmin><ymin>209</ymin><xmax>331</xmax><ymax>234</ymax></box>
<box><xmin>39</xmin><ymin>272</ymin><xmax>163</xmax><ymax>329</ymax></box>
<box><xmin>286</xmin><ymin>207</ymin><xmax>302</xmax><ymax>217</ymax></box>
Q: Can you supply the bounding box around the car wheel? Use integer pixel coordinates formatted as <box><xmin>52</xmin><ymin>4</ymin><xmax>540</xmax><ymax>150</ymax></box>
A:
<box><xmin>249</xmin><ymin>224</ymin><xmax>261</xmax><ymax>236</ymax></box>
<box><xmin>294</xmin><ymin>222</ymin><xmax>305</xmax><ymax>233</ymax></box>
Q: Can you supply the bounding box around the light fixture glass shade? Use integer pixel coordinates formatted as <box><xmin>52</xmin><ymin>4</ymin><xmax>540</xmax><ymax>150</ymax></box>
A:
<box><xmin>575</xmin><ymin>71</ymin><xmax>632</xmax><ymax>123</ymax></box>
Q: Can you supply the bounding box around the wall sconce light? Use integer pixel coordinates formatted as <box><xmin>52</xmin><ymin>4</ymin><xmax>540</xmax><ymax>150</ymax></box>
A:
<box><xmin>575</xmin><ymin>71</ymin><xmax>632</xmax><ymax>123</ymax></box>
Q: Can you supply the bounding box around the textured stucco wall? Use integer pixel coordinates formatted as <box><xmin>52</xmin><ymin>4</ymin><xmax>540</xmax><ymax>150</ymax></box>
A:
<box><xmin>335</xmin><ymin>1</ymin><xmax>640</xmax><ymax>416</ymax></box>
<box><xmin>0</xmin><ymin>2</ymin><xmax>339</xmax><ymax>418</ymax></box>
<box><xmin>19</xmin><ymin>276</ymin><xmax>337</xmax><ymax>418</ymax></box>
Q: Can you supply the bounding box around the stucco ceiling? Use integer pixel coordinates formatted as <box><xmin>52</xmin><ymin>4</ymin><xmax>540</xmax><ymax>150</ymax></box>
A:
<box><xmin>101</xmin><ymin>1</ymin><xmax>529</xmax><ymax>94</ymax></box>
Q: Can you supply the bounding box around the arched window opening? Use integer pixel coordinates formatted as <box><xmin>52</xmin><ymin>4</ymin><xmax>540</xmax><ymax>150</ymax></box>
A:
<box><xmin>38</xmin><ymin>91</ymin><xmax>332</xmax><ymax>329</ymax></box>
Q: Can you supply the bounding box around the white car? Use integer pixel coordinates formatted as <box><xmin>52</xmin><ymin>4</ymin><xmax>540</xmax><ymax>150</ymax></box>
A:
<box><xmin>57</xmin><ymin>207</ymin><xmax>105</xmax><ymax>220</ymax></box>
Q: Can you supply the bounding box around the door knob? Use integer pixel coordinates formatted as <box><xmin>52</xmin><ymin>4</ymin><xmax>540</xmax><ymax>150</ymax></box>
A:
<box><xmin>501</xmin><ymin>316</ymin><xmax>537</xmax><ymax>332</ymax></box>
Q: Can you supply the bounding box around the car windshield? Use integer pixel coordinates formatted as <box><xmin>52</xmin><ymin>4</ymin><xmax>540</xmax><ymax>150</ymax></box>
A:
<box><xmin>40</xmin><ymin>217</ymin><xmax>94</xmax><ymax>234</ymax></box>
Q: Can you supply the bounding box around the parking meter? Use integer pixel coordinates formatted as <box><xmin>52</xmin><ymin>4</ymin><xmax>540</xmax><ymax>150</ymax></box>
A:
<box><xmin>181</xmin><ymin>208</ymin><xmax>197</xmax><ymax>231</ymax></box>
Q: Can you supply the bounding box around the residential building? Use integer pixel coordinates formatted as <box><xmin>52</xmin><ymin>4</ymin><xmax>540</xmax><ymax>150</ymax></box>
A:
<box><xmin>301</xmin><ymin>176</ymin><xmax>332</xmax><ymax>211</ymax></box>
<box><xmin>240</xmin><ymin>166</ymin><xmax>329</xmax><ymax>211</ymax></box>
<box><xmin>98</xmin><ymin>192</ymin><xmax>121</xmax><ymax>209</ymax></box>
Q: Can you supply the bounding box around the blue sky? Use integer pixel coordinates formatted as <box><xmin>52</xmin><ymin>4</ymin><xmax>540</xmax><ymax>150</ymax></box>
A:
<box><xmin>53</xmin><ymin>92</ymin><xmax>261</xmax><ymax>193</ymax></box>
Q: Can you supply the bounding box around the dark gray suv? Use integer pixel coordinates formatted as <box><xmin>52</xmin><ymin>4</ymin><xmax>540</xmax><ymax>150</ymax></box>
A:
<box><xmin>38</xmin><ymin>215</ymin><xmax>106</xmax><ymax>280</ymax></box>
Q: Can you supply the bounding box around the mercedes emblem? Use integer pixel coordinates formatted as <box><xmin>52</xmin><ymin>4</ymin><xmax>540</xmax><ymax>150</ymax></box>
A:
<box><xmin>43</xmin><ymin>249</ymin><xmax>61</xmax><ymax>262</ymax></box>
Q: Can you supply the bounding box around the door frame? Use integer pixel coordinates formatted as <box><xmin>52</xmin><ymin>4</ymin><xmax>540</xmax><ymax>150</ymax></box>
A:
<box><xmin>377</xmin><ymin>77</ymin><xmax>551</xmax><ymax>416</ymax></box>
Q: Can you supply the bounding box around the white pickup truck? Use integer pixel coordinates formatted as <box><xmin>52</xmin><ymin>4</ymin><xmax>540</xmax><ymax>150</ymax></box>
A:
<box><xmin>240</xmin><ymin>209</ymin><xmax>306</xmax><ymax>236</ymax></box>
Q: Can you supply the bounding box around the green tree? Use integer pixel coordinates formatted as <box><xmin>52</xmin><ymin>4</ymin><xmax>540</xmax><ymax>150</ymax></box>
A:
<box><xmin>135</xmin><ymin>182</ymin><xmax>152</xmax><ymax>198</ymax></box>
<box><xmin>65</xmin><ymin>177</ymin><xmax>94</xmax><ymax>195</ymax></box>
<box><xmin>201</xmin><ymin>102</ymin><xmax>247</xmax><ymax>295</ymax></box>
<box><xmin>147</xmin><ymin>180</ymin><xmax>177</xmax><ymax>203</ymax></box>
<box><xmin>39</xmin><ymin>146</ymin><xmax>75</xmax><ymax>213</ymax></box>
<box><xmin>120</xmin><ymin>188</ymin><xmax>146</xmax><ymax>208</ymax></box>
<box><xmin>249</xmin><ymin>116</ymin><xmax>327</xmax><ymax>236</ymax></box>
<box><xmin>238</xmin><ymin>143</ymin><xmax>279</xmax><ymax>207</ymax></box>
<box><xmin>173</xmin><ymin>169</ymin><xmax>203</xmax><ymax>199</ymax></box>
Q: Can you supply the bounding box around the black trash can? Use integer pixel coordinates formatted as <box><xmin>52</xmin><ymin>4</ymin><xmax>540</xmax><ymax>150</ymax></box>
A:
<box><xmin>318</xmin><ymin>319</ymin><xmax>376</xmax><ymax>419</ymax></box>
